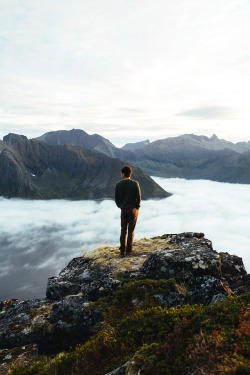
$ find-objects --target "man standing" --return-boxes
[115,165,141,257]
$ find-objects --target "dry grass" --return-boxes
[84,237,177,274]
[175,282,188,296]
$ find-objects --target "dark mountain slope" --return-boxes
[228,149,250,184]
[0,134,169,200]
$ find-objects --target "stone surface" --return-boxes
[0,296,102,354]
[105,361,131,375]
[46,232,249,308]
[46,257,122,301]
[140,233,248,305]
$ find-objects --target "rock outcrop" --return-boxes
[0,296,101,355]
[46,232,249,306]
[0,233,249,368]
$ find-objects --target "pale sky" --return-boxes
[1,0,250,146]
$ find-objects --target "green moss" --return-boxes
[6,291,250,375]
[128,293,250,375]
[95,278,176,325]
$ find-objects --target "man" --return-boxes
[115,165,141,257]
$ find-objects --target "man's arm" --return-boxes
[136,182,141,209]
[115,184,120,208]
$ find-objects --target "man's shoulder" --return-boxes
[130,179,140,186]
[116,179,139,187]
[116,180,123,187]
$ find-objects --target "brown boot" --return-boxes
[119,247,125,258]
[126,248,133,256]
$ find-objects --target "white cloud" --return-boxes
[177,106,235,120]
[0,177,249,300]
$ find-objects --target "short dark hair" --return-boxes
[121,165,132,177]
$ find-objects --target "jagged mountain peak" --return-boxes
[3,133,28,145]
[210,133,218,140]
[36,128,115,146]
[35,128,118,158]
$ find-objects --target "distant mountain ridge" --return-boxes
[121,139,150,151]
[35,129,250,184]
[0,133,169,200]
[36,130,250,156]
[126,134,250,183]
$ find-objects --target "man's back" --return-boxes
[115,179,141,209]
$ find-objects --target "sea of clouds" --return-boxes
[0,177,249,300]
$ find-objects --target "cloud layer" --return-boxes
[0,177,249,300]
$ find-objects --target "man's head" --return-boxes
[121,165,132,179]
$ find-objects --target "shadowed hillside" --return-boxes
[0,133,170,200]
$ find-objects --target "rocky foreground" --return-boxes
[0,232,249,374]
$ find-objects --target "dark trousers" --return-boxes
[120,208,139,254]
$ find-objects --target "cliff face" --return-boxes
[0,134,169,200]
[0,233,249,373]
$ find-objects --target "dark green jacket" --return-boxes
[115,179,141,209]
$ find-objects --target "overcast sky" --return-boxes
[1,0,250,145]
[0,177,249,300]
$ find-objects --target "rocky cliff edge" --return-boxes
[0,232,249,373]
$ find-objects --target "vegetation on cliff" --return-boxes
[6,292,250,375]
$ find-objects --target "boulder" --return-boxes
[141,233,248,305]
[105,361,131,375]
[0,296,102,354]
[46,257,122,301]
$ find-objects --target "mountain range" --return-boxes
[35,129,250,184]
[0,133,168,200]
[1,128,250,200]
